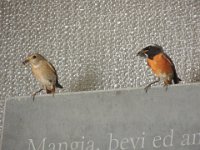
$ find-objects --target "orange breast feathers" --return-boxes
[147,53,173,76]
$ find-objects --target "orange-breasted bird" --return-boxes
[137,44,181,92]
[23,53,63,101]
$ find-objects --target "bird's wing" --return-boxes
[44,60,57,74]
[162,53,181,83]
[162,53,175,69]
[46,61,63,86]
[42,60,59,80]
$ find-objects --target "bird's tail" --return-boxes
[56,80,63,88]
[173,71,181,84]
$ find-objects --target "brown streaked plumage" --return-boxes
[23,53,63,101]
[137,44,181,92]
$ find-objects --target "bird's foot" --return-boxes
[31,92,37,101]
[163,84,168,91]
[144,85,151,93]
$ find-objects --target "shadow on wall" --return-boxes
[69,65,100,92]
[191,67,200,83]
[190,52,200,83]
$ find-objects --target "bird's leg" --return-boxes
[163,80,171,91]
[32,89,43,101]
[144,78,160,93]
[163,84,168,91]
[51,85,55,97]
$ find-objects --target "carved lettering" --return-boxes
[28,138,46,150]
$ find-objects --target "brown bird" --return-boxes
[137,44,181,92]
[23,53,63,101]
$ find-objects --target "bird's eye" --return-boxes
[32,55,36,59]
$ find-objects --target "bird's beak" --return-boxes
[137,49,147,58]
[22,58,29,65]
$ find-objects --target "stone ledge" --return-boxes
[2,83,200,150]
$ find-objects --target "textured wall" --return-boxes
[0,0,200,139]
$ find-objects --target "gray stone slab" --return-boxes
[2,83,200,150]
